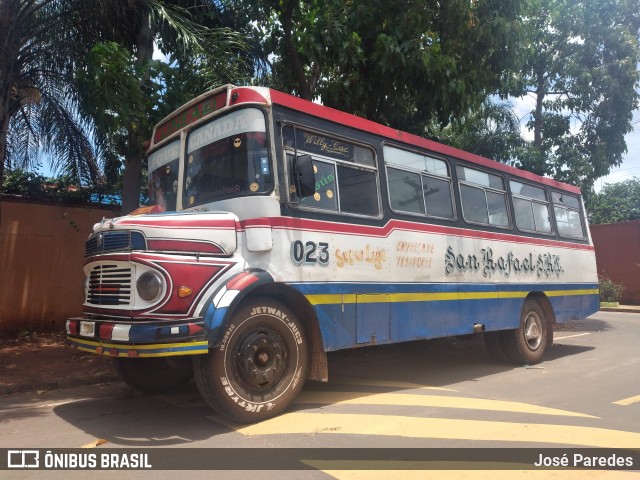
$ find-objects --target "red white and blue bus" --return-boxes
[66,85,599,422]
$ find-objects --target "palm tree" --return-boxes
[0,0,102,226]
[435,100,525,165]
[75,0,250,213]
[1,0,250,223]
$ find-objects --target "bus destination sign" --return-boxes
[153,91,228,144]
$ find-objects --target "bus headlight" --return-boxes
[136,272,163,301]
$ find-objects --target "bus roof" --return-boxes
[153,85,582,195]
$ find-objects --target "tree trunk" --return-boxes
[120,140,145,214]
[533,66,545,149]
[281,0,313,100]
[0,115,7,230]
[120,8,154,214]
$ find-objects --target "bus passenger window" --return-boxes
[460,184,489,224]
[552,192,585,239]
[387,168,425,214]
[510,180,553,234]
[384,146,454,219]
[457,165,509,228]
[338,165,378,216]
[423,175,454,219]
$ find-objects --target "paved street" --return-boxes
[1,310,639,479]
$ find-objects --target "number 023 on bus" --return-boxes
[66,85,598,423]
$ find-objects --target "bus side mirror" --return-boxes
[293,154,316,198]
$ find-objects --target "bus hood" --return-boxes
[92,211,238,256]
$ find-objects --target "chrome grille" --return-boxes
[85,231,146,256]
[86,264,133,306]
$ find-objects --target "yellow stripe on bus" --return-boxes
[68,337,209,350]
[306,289,598,305]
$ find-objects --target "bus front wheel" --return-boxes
[501,299,548,365]
[194,298,308,423]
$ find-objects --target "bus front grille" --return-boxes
[86,264,133,306]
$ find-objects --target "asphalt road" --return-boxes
[1,310,639,479]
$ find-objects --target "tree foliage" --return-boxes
[0,0,251,218]
[74,0,250,213]
[3,0,639,219]
[236,0,523,134]
[507,0,640,192]
[587,177,640,224]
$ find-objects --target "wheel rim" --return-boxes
[232,325,289,395]
[523,311,543,350]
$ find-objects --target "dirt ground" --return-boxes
[0,332,118,395]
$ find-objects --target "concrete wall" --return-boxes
[0,197,120,334]
[590,220,640,305]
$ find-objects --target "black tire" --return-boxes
[115,356,193,395]
[500,299,548,365]
[194,298,308,423]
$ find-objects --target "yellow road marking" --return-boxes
[313,467,640,480]
[80,438,108,448]
[328,379,455,392]
[221,412,640,448]
[296,391,596,418]
[613,395,640,406]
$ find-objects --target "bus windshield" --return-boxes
[183,108,272,208]
[148,140,180,212]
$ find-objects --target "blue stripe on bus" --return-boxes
[286,282,599,351]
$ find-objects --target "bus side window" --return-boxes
[285,125,379,217]
[337,165,378,216]
[384,146,454,220]
[552,191,586,239]
[457,165,510,228]
[510,180,553,234]
[387,167,425,214]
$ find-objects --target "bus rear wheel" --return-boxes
[501,299,548,365]
[115,357,193,395]
[194,298,308,423]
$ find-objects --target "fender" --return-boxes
[201,269,275,347]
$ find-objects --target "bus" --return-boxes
[66,84,599,423]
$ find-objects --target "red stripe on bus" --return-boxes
[239,217,594,251]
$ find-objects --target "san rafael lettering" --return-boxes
[445,246,564,278]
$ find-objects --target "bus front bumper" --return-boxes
[65,317,210,358]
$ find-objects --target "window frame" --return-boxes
[383,144,456,221]
[457,164,512,230]
[282,123,382,219]
[509,180,555,236]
